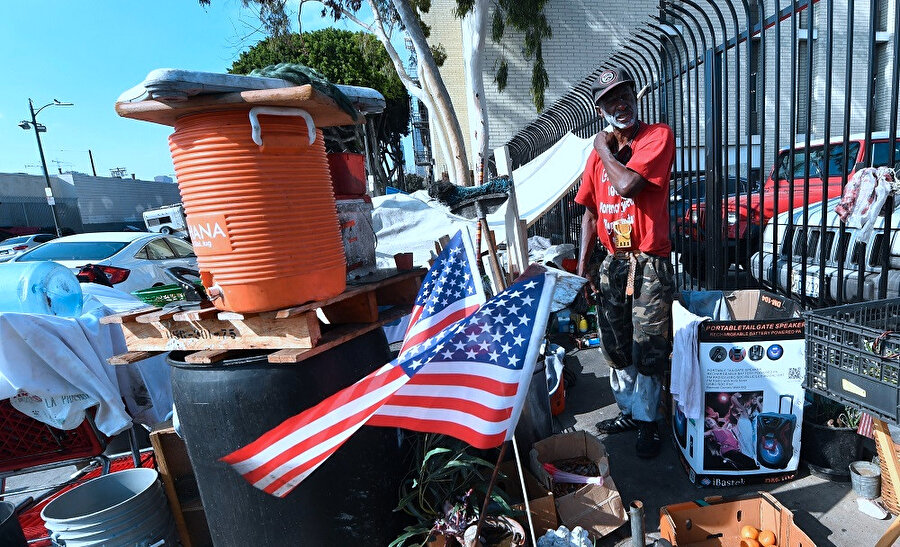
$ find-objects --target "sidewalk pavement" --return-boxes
[554,334,893,547]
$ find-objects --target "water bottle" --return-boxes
[0,262,83,317]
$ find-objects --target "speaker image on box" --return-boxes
[673,406,688,449]
[756,395,797,469]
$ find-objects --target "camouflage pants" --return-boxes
[595,253,674,377]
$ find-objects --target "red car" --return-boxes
[685,133,900,270]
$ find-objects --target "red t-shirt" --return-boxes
[575,123,675,257]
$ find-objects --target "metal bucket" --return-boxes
[850,460,882,499]
[41,468,177,547]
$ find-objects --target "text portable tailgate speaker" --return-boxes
[756,395,796,469]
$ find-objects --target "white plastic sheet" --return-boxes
[0,284,172,436]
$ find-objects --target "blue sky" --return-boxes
[0,0,407,181]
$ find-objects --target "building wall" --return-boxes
[0,172,181,233]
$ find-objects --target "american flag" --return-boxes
[857,411,875,439]
[222,230,556,497]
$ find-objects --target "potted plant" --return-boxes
[390,434,523,547]
[801,393,864,481]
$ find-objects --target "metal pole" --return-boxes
[29,98,61,237]
[630,500,646,547]
[88,149,97,177]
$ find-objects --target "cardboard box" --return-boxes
[497,460,558,535]
[659,491,816,546]
[672,290,805,487]
[529,431,627,539]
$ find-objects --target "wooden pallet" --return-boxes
[103,268,424,365]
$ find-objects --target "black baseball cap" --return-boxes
[591,67,636,105]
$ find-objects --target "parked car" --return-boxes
[688,133,900,269]
[671,175,753,233]
[11,232,198,294]
[0,233,56,262]
[749,196,900,303]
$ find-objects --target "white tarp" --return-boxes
[487,132,594,241]
[0,284,173,436]
[371,191,476,268]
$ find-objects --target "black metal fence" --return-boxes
[512,0,900,309]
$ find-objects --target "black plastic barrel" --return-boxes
[0,501,27,547]
[169,329,410,546]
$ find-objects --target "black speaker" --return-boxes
[756,395,796,469]
[673,406,688,449]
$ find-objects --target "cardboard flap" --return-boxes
[529,432,627,539]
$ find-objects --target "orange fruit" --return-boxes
[741,525,759,540]
[758,529,777,546]
[741,539,760,547]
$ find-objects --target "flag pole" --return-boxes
[511,435,538,547]
[472,442,508,546]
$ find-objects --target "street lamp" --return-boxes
[19,98,73,236]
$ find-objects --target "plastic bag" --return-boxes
[835,167,896,241]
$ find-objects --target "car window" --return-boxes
[142,239,177,260]
[871,141,900,168]
[774,142,860,180]
[17,241,128,261]
[33,234,55,243]
[3,236,31,245]
[165,237,196,258]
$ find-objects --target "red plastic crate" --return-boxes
[0,399,104,474]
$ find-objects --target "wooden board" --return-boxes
[118,310,321,352]
[115,85,361,128]
[268,305,411,364]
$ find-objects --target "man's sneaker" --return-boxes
[597,413,639,434]
[635,421,661,459]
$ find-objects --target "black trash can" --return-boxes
[169,329,410,546]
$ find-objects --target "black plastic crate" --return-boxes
[803,298,900,425]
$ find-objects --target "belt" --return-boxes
[610,250,640,296]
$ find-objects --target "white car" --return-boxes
[11,232,198,294]
[0,233,57,262]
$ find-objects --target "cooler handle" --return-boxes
[778,394,794,414]
[249,106,316,147]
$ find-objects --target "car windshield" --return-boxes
[673,177,746,199]
[773,141,860,180]
[2,236,32,245]
[17,241,130,261]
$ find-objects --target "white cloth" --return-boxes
[735,415,756,457]
[0,284,172,436]
[609,365,662,422]
[671,301,708,420]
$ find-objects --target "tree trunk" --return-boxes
[392,0,473,186]
[461,0,489,184]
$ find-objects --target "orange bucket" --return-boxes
[169,108,346,313]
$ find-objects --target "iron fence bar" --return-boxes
[649,16,692,211]
[662,5,705,289]
[681,0,730,286]
[754,0,767,288]
[784,0,798,301]
[628,38,667,122]
[718,0,742,290]
[668,3,708,290]
[799,0,815,303]
[882,0,900,298]
[818,0,834,307]
[836,0,853,303]
[622,43,662,122]
[859,0,878,301]
[769,0,782,290]
[638,28,679,126]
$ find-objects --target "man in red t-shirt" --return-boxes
[575,66,676,459]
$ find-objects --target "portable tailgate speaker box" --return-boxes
[672,290,806,487]
[756,395,797,470]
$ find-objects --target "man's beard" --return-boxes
[603,110,636,129]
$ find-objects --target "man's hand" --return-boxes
[593,130,617,156]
